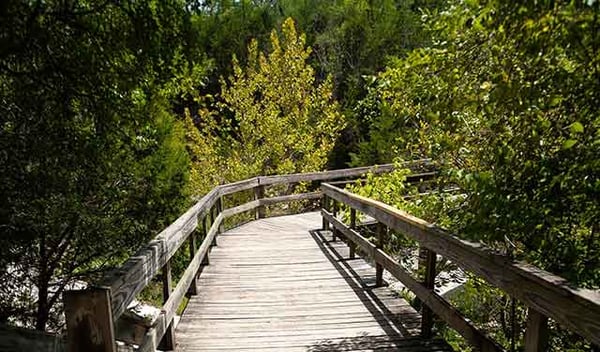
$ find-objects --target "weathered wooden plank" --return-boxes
[222,200,260,218]
[324,210,503,352]
[524,309,549,352]
[137,213,223,352]
[217,177,260,196]
[376,222,386,287]
[349,208,357,259]
[258,164,394,186]
[0,324,65,352]
[321,211,376,258]
[177,212,450,352]
[257,159,433,186]
[158,260,175,351]
[322,183,600,346]
[101,188,219,320]
[254,185,265,219]
[64,287,116,352]
[259,191,322,206]
[421,249,437,338]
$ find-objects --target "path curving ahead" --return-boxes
[176,212,451,351]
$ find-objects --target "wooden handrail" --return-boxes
[320,183,600,350]
[63,161,431,352]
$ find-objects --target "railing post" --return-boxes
[210,203,218,247]
[421,248,437,338]
[524,309,549,352]
[376,222,387,287]
[322,195,329,231]
[64,287,116,352]
[217,196,224,233]
[254,184,265,219]
[332,200,338,241]
[187,229,198,296]
[158,260,175,351]
[201,216,210,266]
[349,208,356,259]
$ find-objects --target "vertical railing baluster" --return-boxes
[524,309,549,352]
[375,222,387,287]
[201,216,210,266]
[322,194,330,231]
[210,202,217,247]
[349,208,356,259]
[332,200,338,241]
[254,184,265,219]
[158,260,175,350]
[217,196,224,233]
[187,227,198,296]
[421,248,437,338]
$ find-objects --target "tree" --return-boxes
[186,18,344,192]
[0,0,204,331]
[350,0,599,349]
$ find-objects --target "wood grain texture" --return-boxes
[137,214,223,352]
[176,212,451,352]
[64,288,116,352]
[322,183,600,346]
[257,159,432,186]
[524,309,549,352]
[322,210,503,352]
[218,178,259,197]
[101,188,220,320]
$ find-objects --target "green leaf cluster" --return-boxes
[186,18,345,193]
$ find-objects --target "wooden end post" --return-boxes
[187,231,198,296]
[254,185,265,219]
[64,287,116,352]
[421,248,437,338]
[332,200,338,242]
[158,260,175,351]
[349,208,356,259]
[322,195,330,231]
[524,309,549,352]
[375,222,387,287]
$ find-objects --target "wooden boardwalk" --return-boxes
[176,212,451,351]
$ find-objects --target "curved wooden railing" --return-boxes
[62,161,433,352]
[321,183,600,352]
[58,160,600,352]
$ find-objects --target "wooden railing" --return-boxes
[62,161,432,352]
[320,183,600,352]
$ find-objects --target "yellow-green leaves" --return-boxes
[187,18,345,192]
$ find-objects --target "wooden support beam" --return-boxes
[201,216,209,266]
[321,183,600,345]
[158,261,175,351]
[322,195,329,231]
[64,287,116,352]
[216,196,224,233]
[332,200,338,242]
[254,185,265,219]
[421,249,437,338]
[210,204,217,247]
[349,208,357,259]
[524,309,549,352]
[376,222,386,287]
[187,232,198,296]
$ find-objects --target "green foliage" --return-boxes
[353,0,600,288]
[0,0,206,330]
[186,18,345,193]
[349,1,599,349]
